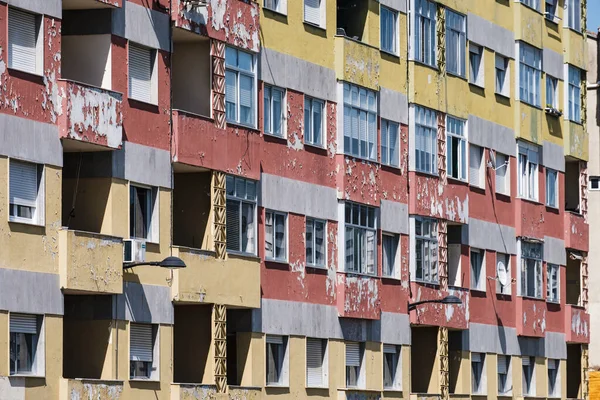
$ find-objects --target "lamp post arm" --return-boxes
[408,299,446,311]
[123,261,161,270]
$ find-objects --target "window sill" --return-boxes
[306,263,328,271]
[518,3,542,14]
[305,141,327,152]
[129,378,160,383]
[380,49,400,59]
[129,236,159,246]
[383,388,403,393]
[447,176,468,185]
[128,96,158,107]
[381,162,401,171]
[517,197,541,206]
[547,299,560,304]
[447,70,467,81]
[307,384,329,390]
[342,270,378,279]
[468,81,485,90]
[226,120,259,132]
[495,190,511,198]
[381,275,401,282]
[495,91,510,100]
[545,203,559,210]
[414,169,439,178]
[8,217,44,228]
[227,251,260,261]
[470,288,486,294]
[518,100,543,110]
[9,374,45,379]
[469,183,485,191]
[566,118,583,126]
[344,154,378,164]
[264,132,286,141]
[265,257,289,265]
[412,279,440,287]
[520,295,545,301]
[303,21,326,31]
[263,7,287,17]
[265,383,290,388]
[544,15,560,25]
[8,67,43,80]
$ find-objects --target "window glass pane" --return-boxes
[241,202,255,254]
[239,75,254,125]
[315,220,325,266]
[273,88,283,135]
[306,219,314,264]
[275,213,286,260]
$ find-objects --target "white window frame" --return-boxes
[519,241,543,299]
[498,355,512,395]
[129,184,159,243]
[546,168,558,208]
[345,203,377,275]
[547,263,560,303]
[496,253,512,295]
[128,43,158,105]
[343,83,377,161]
[129,323,159,381]
[265,210,288,262]
[9,313,44,377]
[9,159,45,226]
[306,338,328,388]
[471,352,487,395]
[380,6,398,55]
[264,85,285,137]
[522,356,536,396]
[225,46,257,128]
[266,335,289,387]
[345,342,365,389]
[415,105,438,175]
[566,0,581,31]
[381,119,400,167]
[446,116,467,181]
[414,217,438,283]
[8,7,43,76]
[411,0,437,67]
[518,42,542,107]
[469,43,484,87]
[567,65,582,123]
[304,0,326,29]
[495,54,510,97]
[305,96,326,148]
[589,176,600,190]
[264,0,287,15]
[517,142,540,201]
[383,344,402,390]
[470,248,485,291]
[446,10,466,77]
[306,218,327,268]
[548,359,560,398]
[546,75,558,109]
[226,175,258,255]
[545,0,558,20]
[383,233,400,279]
[469,144,485,188]
[495,152,510,196]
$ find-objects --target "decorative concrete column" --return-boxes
[212,171,227,260]
[439,327,449,400]
[436,6,446,76]
[214,303,227,393]
[211,40,226,130]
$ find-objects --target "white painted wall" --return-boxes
[62,34,112,90]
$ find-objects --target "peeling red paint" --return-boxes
[409,283,469,329]
[565,304,590,343]
[517,297,547,337]
[408,173,469,223]
[564,211,589,252]
[337,273,381,319]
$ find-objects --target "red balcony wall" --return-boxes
[408,173,469,223]
[516,297,547,337]
[565,305,590,344]
[409,283,469,329]
[337,274,381,320]
[564,212,589,252]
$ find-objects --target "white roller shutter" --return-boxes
[266,335,284,345]
[129,44,153,103]
[383,344,397,354]
[306,338,324,386]
[469,145,482,186]
[346,342,361,367]
[9,8,37,74]
[10,160,38,207]
[304,0,321,25]
[522,356,531,366]
[498,355,508,374]
[10,313,38,334]
[548,359,558,370]
[130,324,153,362]
[496,153,508,193]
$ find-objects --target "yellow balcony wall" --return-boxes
[59,229,123,294]
[564,28,587,70]
[335,36,380,91]
[171,247,260,308]
[564,120,588,160]
[64,379,124,399]
[515,101,544,145]
[514,4,543,48]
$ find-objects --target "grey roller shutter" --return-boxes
[10,160,38,207]
[304,0,320,25]
[471,352,482,363]
[522,356,531,366]
[383,344,397,354]
[9,8,37,74]
[346,342,360,367]
[10,313,38,334]
[469,145,482,186]
[266,335,284,345]
[130,324,153,362]
[129,44,153,103]
[498,355,508,374]
[307,338,323,386]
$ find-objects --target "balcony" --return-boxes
[564,212,588,252]
[64,379,124,399]
[59,229,123,294]
[58,80,123,151]
[565,304,590,344]
[334,36,380,91]
[62,0,122,9]
[170,384,261,400]
[171,247,261,308]
[336,273,381,319]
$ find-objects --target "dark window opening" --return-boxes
[336,0,369,41]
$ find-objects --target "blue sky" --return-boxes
[589,2,600,32]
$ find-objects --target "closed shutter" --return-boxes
[130,324,153,362]
[10,313,37,334]
[346,342,361,367]
[10,160,38,207]
[239,74,253,111]
[548,359,558,370]
[496,153,507,193]
[307,338,324,386]
[226,199,240,251]
[266,335,284,345]
[498,355,508,374]
[469,145,482,186]
[383,344,397,354]
[304,0,320,25]
[9,8,37,74]
[129,44,153,103]
[472,352,482,363]
[522,356,531,366]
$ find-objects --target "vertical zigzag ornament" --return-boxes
[580,161,588,223]
[214,304,227,393]
[212,171,227,260]
[583,344,590,400]
[437,112,447,185]
[211,40,226,130]
[439,326,449,400]
[436,5,446,76]
[438,220,448,291]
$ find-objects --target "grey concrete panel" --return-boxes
[116,281,173,324]
[380,200,409,235]
[544,236,567,265]
[380,312,411,345]
[259,173,338,221]
[545,331,567,359]
[340,318,381,342]
[467,13,515,58]
[518,336,546,357]
[468,115,516,157]
[8,0,61,19]
[259,48,337,102]
[112,1,170,51]
[543,48,565,80]
[380,87,409,125]
[466,218,517,254]
[465,323,520,355]
[379,0,407,14]
[113,141,172,188]
[0,268,63,315]
[0,114,62,167]
[542,140,565,172]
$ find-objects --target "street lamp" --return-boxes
[123,256,186,270]
[408,295,462,311]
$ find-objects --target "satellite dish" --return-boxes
[489,149,497,169]
[497,259,508,286]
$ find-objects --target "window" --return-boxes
[306,338,327,388]
[519,43,542,107]
[264,85,284,136]
[381,119,400,167]
[345,203,377,274]
[415,106,438,174]
[266,335,288,386]
[495,54,510,96]
[495,153,510,195]
[520,241,542,298]
[469,144,484,188]
[520,0,540,10]
[226,47,256,127]
[446,116,466,180]
[130,323,157,380]
[547,263,559,303]
[265,210,287,262]
[413,0,436,66]
[130,185,157,242]
[304,0,324,27]
[546,76,558,109]
[343,83,377,160]
[9,160,44,225]
[545,0,557,19]
[590,177,600,190]
[566,0,581,31]
[383,345,401,389]
[446,10,466,77]
[548,359,560,397]
[345,342,364,388]
[8,8,42,75]
[306,218,326,268]
[471,353,486,394]
[498,355,512,395]
[568,66,582,123]
[383,234,399,278]
[496,253,511,295]
[226,176,257,254]
[305,96,325,147]
[518,142,539,201]
[415,217,438,283]
[10,313,41,375]
[546,169,558,208]
[380,6,398,54]
[264,0,285,14]
[522,356,535,396]
[129,43,157,104]
[470,249,485,291]
[469,43,484,87]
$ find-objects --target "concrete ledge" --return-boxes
[543,48,565,80]
[542,140,565,172]
[380,87,409,125]
[116,281,173,324]
[543,236,566,265]
[468,115,516,157]
[8,0,61,19]
[0,268,63,315]
[467,13,515,58]
[380,0,407,13]
[464,323,520,355]
[466,218,517,254]
[380,200,409,235]
[112,1,170,51]
[113,141,172,188]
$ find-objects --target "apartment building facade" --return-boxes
[0,0,590,399]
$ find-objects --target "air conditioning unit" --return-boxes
[124,239,146,263]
